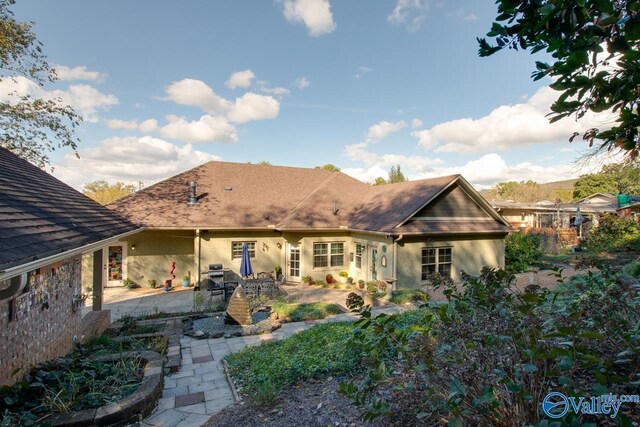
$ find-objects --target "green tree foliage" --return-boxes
[0,0,81,168]
[82,181,135,205]
[387,165,407,183]
[486,180,573,202]
[315,163,340,172]
[573,163,640,199]
[479,1,640,158]
[505,232,543,273]
[584,214,640,254]
[373,177,387,186]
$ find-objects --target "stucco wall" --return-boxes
[124,230,195,286]
[0,255,82,386]
[396,234,506,289]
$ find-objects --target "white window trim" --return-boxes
[313,242,345,269]
[231,241,256,260]
[421,246,452,280]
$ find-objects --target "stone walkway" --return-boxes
[141,306,403,427]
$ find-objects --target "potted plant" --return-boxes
[339,271,348,284]
[182,275,190,287]
[147,279,157,289]
[123,278,137,289]
[347,276,354,285]
[358,279,365,289]
[302,275,313,285]
[325,274,334,284]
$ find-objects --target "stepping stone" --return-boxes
[174,391,205,408]
[192,355,214,363]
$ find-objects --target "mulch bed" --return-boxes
[204,377,388,427]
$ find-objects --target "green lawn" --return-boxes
[272,301,343,322]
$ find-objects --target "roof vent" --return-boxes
[224,186,232,192]
[333,202,339,216]
[188,181,198,206]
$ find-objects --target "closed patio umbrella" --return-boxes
[574,207,583,238]
[239,243,253,278]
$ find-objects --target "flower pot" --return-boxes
[339,276,347,284]
[182,280,190,287]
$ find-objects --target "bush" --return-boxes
[584,214,640,254]
[341,267,640,425]
[302,275,313,284]
[346,292,364,310]
[505,232,543,273]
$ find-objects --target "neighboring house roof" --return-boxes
[0,147,139,272]
[110,161,511,235]
[575,193,615,205]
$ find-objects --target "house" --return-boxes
[0,147,139,386]
[93,161,512,291]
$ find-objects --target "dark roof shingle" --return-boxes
[0,147,139,271]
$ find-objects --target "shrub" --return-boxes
[366,281,377,293]
[584,214,640,255]
[302,275,313,284]
[341,267,640,425]
[314,280,325,286]
[346,292,364,310]
[271,301,342,322]
[505,232,543,273]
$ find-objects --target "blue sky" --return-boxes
[6,0,612,190]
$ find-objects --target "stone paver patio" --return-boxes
[140,306,403,427]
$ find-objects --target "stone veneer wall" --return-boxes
[0,255,83,386]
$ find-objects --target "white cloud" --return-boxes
[411,118,423,129]
[367,120,407,140]
[227,92,280,123]
[412,153,576,189]
[353,66,372,79]
[226,69,255,89]
[413,86,608,154]
[388,0,431,32]
[53,65,107,83]
[0,77,117,122]
[164,78,229,113]
[282,0,336,37]
[160,114,238,143]
[49,84,118,122]
[53,136,221,189]
[258,86,291,96]
[104,118,159,132]
[294,77,310,89]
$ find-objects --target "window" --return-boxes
[313,242,344,268]
[421,247,452,280]
[355,243,364,268]
[232,241,256,259]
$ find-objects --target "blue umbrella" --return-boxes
[239,243,253,278]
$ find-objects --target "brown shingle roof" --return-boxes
[0,148,139,271]
[111,161,510,235]
[109,162,339,229]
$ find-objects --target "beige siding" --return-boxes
[415,186,487,219]
[123,230,195,285]
[396,235,505,289]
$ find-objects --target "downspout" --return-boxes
[195,229,201,288]
[392,234,403,291]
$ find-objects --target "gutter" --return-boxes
[0,227,143,282]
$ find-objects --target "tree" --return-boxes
[315,163,340,172]
[573,163,640,199]
[373,177,387,186]
[1,0,81,168]
[479,1,640,158]
[258,161,272,165]
[388,165,407,183]
[83,181,135,205]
